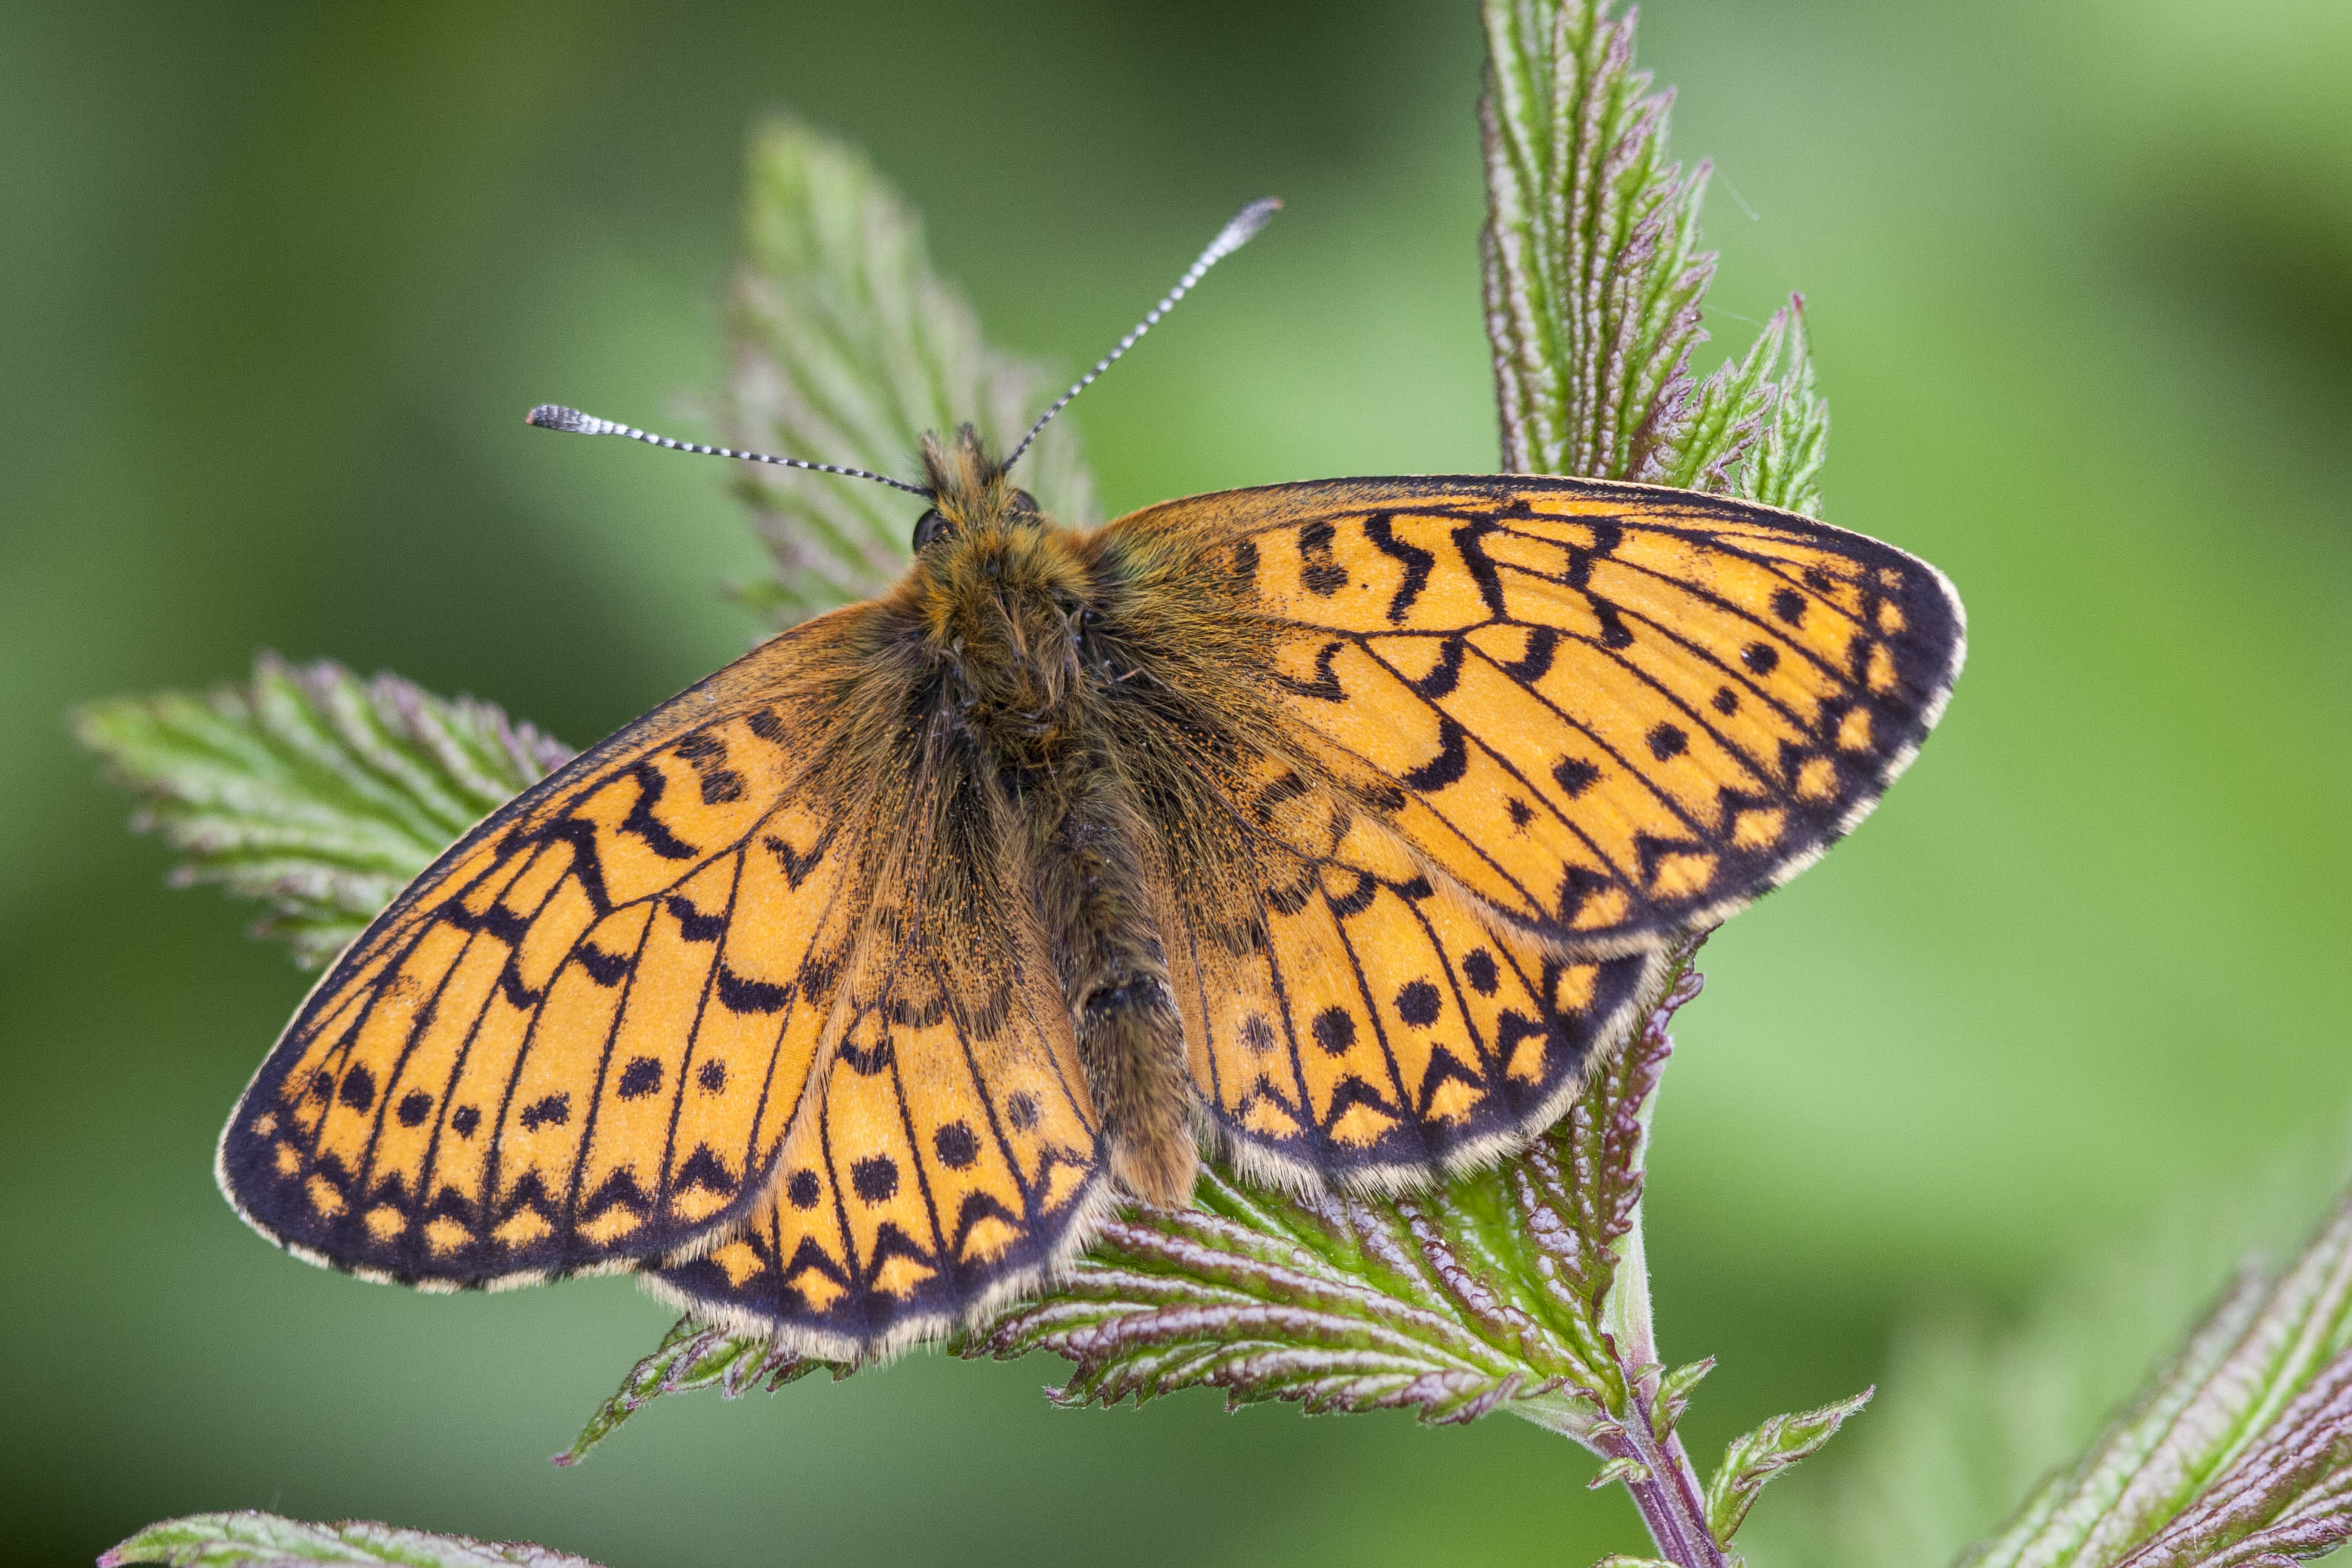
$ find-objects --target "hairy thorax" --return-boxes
[911,522,1096,774]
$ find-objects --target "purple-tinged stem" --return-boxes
[1602,1383,1726,1568]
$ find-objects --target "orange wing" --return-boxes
[649,750,1108,1357]
[1145,739,1667,1190]
[1106,475,1965,960]
[216,606,899,1288]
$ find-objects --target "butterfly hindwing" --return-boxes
[1104,475,1965,958]
[216,607,896,1286]
[650,750,1110,1354]
[1139,737,1664,1190]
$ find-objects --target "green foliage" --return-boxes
[1478,0,1821,510]
[103,4,2351,1568]
[73,653,570,968]
[555,1314,835,1469]
[1661,296,1828,516]
[972,963,1699,1432]
[1704,1389,1875,1546]
[1480,0,1715,483]
[1960,1192,2352,1568]
[1733,301,1829,517]
[102,1512,603,1568]
[726,117,1096,622]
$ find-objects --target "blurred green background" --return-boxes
[6,1,2351,1564]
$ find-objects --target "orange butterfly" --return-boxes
[217,203,1963,1358]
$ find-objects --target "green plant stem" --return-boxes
[1601,1080,1723,1566]
[1522,1381,1724,1567]
[1610,1394,1728,1568]
[1570,963,1725,1568]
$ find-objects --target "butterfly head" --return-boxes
[910,424,1047,550]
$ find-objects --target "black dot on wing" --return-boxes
[1553,757,1601,797]
[1396,980,1442,1027]
[1713,685,1739,715]
[1005,1091,1039,1131]
[1772,588,1807,625]
[934,1121,981,1170]
[1742,642,1779,674]
[519,1093,570,1131]
[697,1058,728,1095]
[1506,797,1534,829]
[1647,723,1688,761]
[1463,949,1499,995]
[786,1169,821,1209]
[1311,1007,1357,1054]
[1803,566,1835,590]
[1240,1013,1277,1053]
[338,1065,375,1112]
[850,1155,899,1202]
[616,1056,663,1100]
[309,1070,334,1103]
[451,1105,481,1139]
[396,1090,432,1127]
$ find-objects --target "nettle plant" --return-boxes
[82,3,2352,1566]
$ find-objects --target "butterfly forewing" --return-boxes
[651,751,1109,1354]
[1107,476,1964,959]
[217,609,895,1285]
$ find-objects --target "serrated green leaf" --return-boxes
[101,1512,602,1568]
[1965,1192,2352,1568]
[1736,297,1828,517]
[970,961,1703,1434]
[727,116,1096,622]
[1655,1357,1717,1440]
[1480,0,1715,482]
[1595,1456,1657,1490]
[1660,294,1826,516]
[1704,1387,1874,1546]
[75,653,570,967]
[2114,1344,2352,1567]
[1658,301,1780,496]
[558,1314,839,1466]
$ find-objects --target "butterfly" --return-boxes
[216,201,1963,1359]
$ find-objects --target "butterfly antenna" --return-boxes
[523,405,932,496]
[1003,196,1281,472]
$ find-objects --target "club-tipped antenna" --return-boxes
[1004,197,1280,472]
[523,404,932,496]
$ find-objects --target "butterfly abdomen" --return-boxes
[1032,764,1195,1205]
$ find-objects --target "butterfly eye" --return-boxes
[912,508,954,550]
[1009,489,1042,518]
